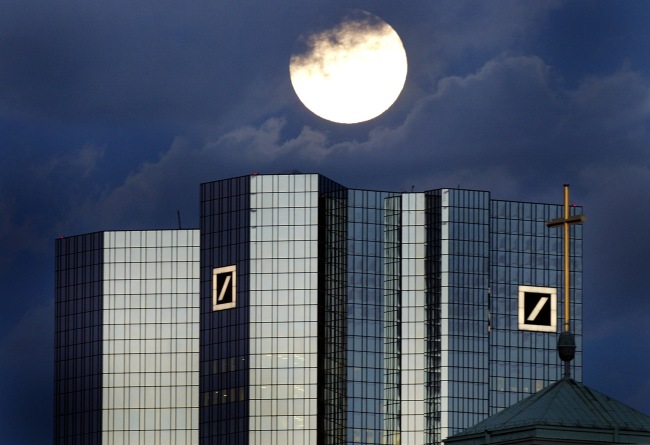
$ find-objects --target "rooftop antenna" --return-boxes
[177,210,182,230]
[546,184,586,378]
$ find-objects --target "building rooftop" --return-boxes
[446,377,650,444]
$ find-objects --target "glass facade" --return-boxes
[55,232,104,445]
[198,174,582,445]
[488,199,582,415]
[57,173,583,445]
[199,175,251,444]
[320,184,348,445]
[383,196,402,445]
[428,190,491,441]
[247,174,320,444]
[400,194,428,445]
[343,189,400,445]
[55,230,200,445]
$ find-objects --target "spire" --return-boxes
[546,184,586,378]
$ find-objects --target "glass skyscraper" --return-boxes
[199,173,582,445]
[55,173,582,445]
[54,230,200,444]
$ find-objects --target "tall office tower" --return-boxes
[54,230,200,445]
[199,173,582,445]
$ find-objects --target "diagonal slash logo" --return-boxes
[213,265,236,311]
[527,296,549,322]
[518,285,557,332]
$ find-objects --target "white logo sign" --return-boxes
[213,265,236,311]
[518,285,557,332]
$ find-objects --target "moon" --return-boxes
[289,11,408,124]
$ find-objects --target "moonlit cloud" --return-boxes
[82,54,650,223]
[290,10,407,123]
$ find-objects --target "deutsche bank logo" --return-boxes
[518,285,557,332]
[213,265,236,311]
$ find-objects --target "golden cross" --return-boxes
[546,184,586,333]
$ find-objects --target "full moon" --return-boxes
[289,11,408,124]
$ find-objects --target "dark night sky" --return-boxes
[2,1,650,443]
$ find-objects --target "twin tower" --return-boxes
[55,173,582,445]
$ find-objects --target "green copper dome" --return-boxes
[446,378,650,445]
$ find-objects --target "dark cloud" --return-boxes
[0,296,53,444]
[0,1,313,128]
[291,9,394,63]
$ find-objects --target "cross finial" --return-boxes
[546,185,586,375]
